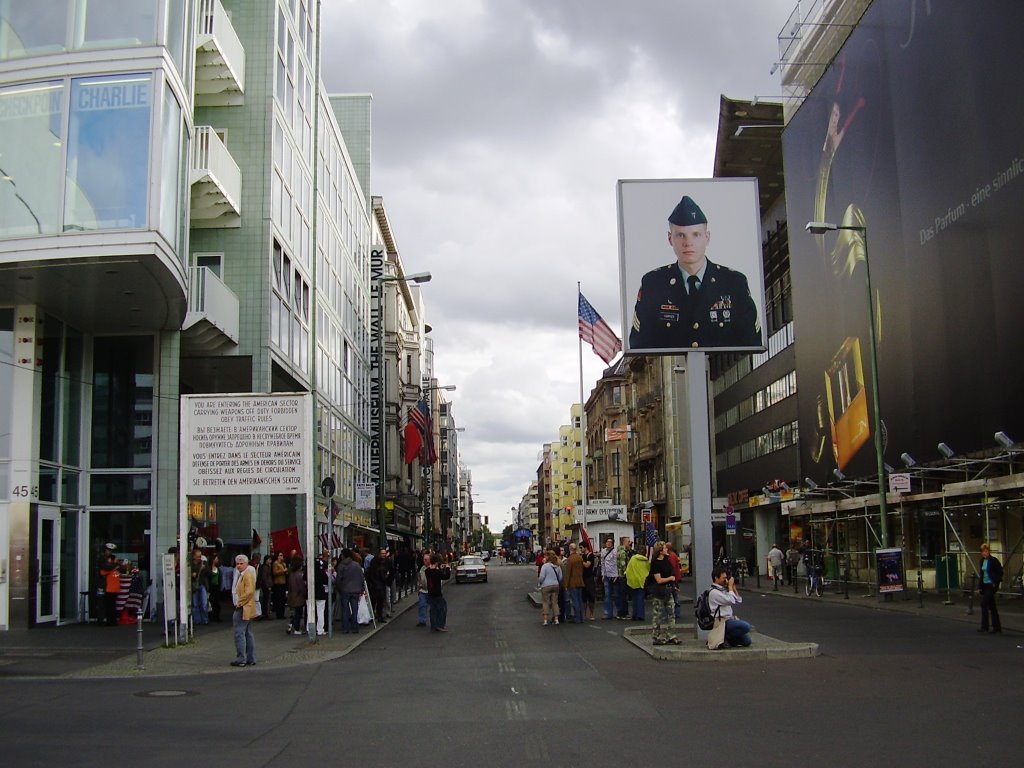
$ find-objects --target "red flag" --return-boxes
[580,525,593,552]
[270,526,302,558]
[403,419,422,464]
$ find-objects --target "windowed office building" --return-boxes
[0,0,375,630]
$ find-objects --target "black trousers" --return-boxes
[103,592,119,625]
[980,584,1001,631]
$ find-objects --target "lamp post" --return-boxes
[373,268,431,552]
[805,222,888,547]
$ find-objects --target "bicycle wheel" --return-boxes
[805,577,811,596]
[814,577,822,597]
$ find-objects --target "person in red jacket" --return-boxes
[98,545,121,626]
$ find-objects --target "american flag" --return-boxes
[645,520,658,558]
[413,400,438,465]
[578,292,622,364]
[410,399,429,433]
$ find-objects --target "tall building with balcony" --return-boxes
[550,404,583,540]
[584,362,629,508]
[537,442,553,546]
[0,1,376,630]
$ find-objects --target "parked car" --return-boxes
[455,555,488,583]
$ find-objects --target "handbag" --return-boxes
[706,616,727,650]
[356,593,372,624]
[254,596,263,618]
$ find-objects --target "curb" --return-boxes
[59,596,419,680]
[622,624,819,662]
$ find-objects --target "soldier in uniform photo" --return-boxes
[629,195,761,350]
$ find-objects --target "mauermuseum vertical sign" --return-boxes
[182,394,311,495]
[369,248,385,512]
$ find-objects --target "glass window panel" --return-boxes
[90,473,152,505]
[0,0,70,59]
[61,470,79,504]
[0,309,12,459]
[270,296,280,346]
[272,172,282,226]
[64,74,153,231]
[58,324,83,466]
[38,465,58,502]
[38,316,63,462]
[164,0,187,72]
[276,54,286,102]
[80,0,157,48]
[0,81,65,237]
[273,240,283,289]
[159,83,182,250]
[91,336,154,469]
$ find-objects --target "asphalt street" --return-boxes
[0,563,1021,767]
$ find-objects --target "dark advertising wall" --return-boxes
[784,1,1024,483]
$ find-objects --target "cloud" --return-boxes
[321,0,793,531]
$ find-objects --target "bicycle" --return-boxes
[805,566,823,597]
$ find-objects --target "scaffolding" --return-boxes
[791,457,1024,600]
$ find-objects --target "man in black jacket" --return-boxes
[977,544,1003,634]
[424,557,451,632]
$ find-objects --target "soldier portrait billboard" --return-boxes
[617,178,766,355]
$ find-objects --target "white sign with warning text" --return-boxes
[181,393,310,496]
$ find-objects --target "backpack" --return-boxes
[694,589,719,630]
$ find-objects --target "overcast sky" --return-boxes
[321,0,795,533]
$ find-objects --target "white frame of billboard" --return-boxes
[177,392,315,641]
[617,177,767,354]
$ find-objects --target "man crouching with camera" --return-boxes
[708,567,752,648]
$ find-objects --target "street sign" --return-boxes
[355,483,374,510]
[889,472,911,495]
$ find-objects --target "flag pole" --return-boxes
[578,282,588,546]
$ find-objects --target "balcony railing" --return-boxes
[195,0,245,106]
[182,266,239,353]
[190,126,241,228]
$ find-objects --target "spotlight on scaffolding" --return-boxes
[901,452,916,468]
[937,442,955,459]
[832,468,846,481]
[804,477,819,490]
[883,463,896,474]
[994,431,1015,450]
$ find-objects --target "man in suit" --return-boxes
[629,195,761,350]
[977,544,1003,634]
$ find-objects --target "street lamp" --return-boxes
[373,269,432,551]
[805,221,888,547]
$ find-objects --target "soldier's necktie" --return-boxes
[687,275,700,298]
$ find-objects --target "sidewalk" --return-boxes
[756,575,1024,632]
[0,595,418,680]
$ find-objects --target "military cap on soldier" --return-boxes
[668,195,707,226]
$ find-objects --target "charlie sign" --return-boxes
[181,394,311,496]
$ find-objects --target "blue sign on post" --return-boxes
[725,505,737,536]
